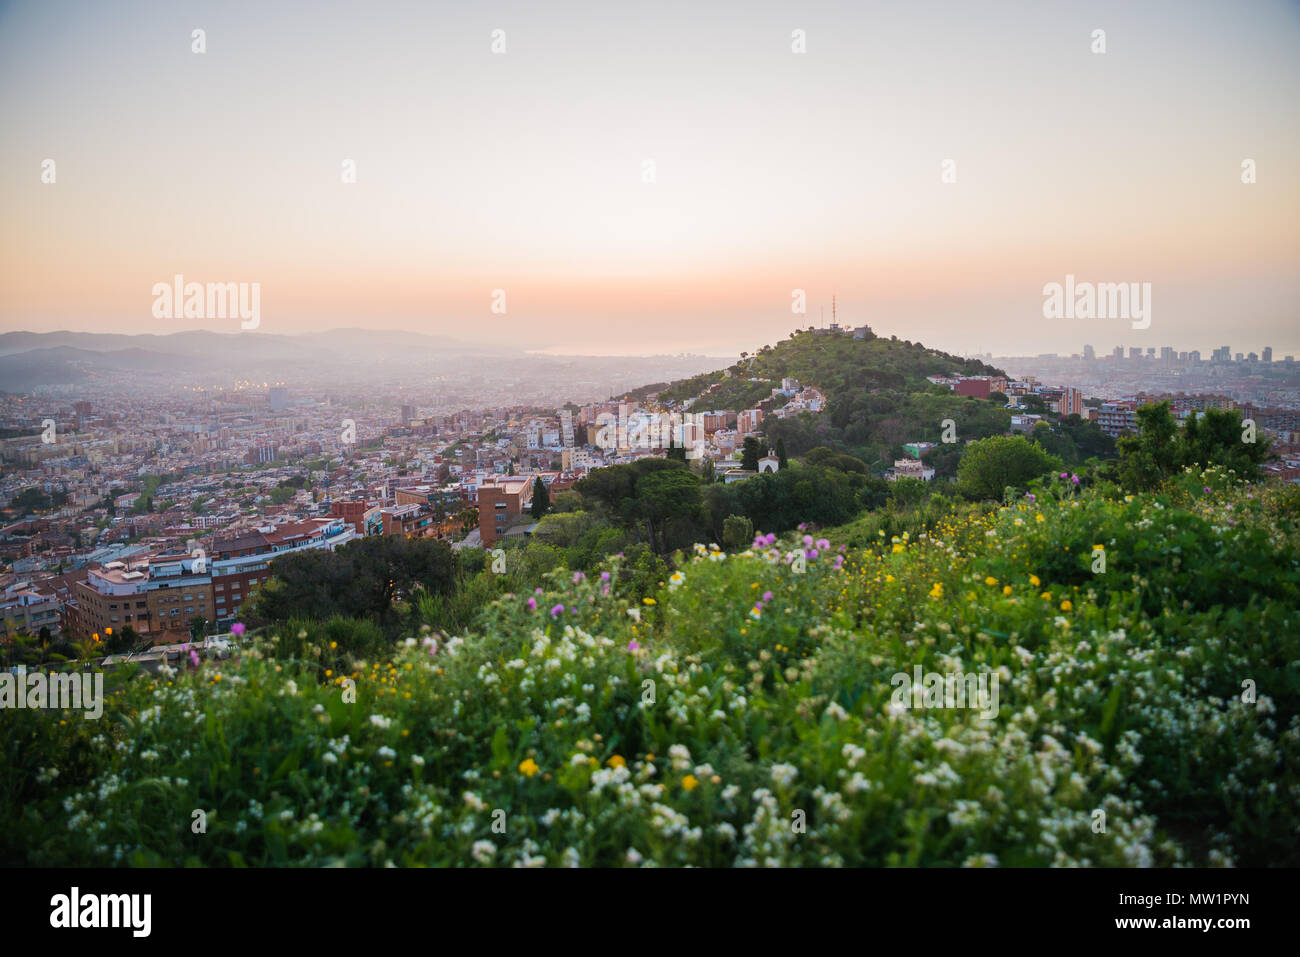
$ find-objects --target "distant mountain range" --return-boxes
[0,329,518,390]
[0,329,728,394]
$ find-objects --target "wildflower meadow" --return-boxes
[4,468,1297,867]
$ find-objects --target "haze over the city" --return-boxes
[1,0,1298,357]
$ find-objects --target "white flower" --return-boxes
[369,714,392,729]
[626,847,643,864]
[472,840,496,864]
[770,763,799,787]
[668,744,692,770]
[824,702,848,721]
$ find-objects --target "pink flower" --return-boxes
[1071,475,1080,485]
[189,649,200,667]
[816,538,830,550]
[600,571,611,582]
[550,604,564,617]
[230,622,246,637]
[572,571,586,583]
[526,596,537,611]
[762,591,773,601]
[628,641,639,651]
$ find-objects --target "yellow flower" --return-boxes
[518,758,540,778]
[1002,586,1012,596]
[329,641,337,649]
[892,544,904,553]
[1041,592,1052,600]
[1029,574,1041,587]
[682,774,699,792]
[885,574,895,583]
[929,583,943,598]
[984,576,998,586]
[607,755,626,769]
[642,597,656,606]
[1092,544,1104,551]
[1060,600,1073,612]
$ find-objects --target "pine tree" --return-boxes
[530,476,550,519]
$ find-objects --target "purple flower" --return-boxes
[1025,493,1036,502]
[572,571,586,584]
[535,588,543,595]
[762,591,773,601]
[816,538,830,550]
[1060,472,1069,480]
[230,622,246,637]
[628,641,639,651]
[1072,475,1079,485]
[526,596,537,611]
[808,548,819,559]
[764,533,776,546]
[600,571,611,582]
[803,534,814,547]
[1204,487,1212,493]
[189,649,200,667]
[550,604,564,617]
[798,523,807,531]
[754,601,764,612]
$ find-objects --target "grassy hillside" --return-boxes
[5,467,1297,866]
[658,329,1003,407]
[655,329,1022,469]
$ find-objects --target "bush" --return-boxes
[721,514,754,550]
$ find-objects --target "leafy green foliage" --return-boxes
[8,478,1295,866]
[957,436,1061,501]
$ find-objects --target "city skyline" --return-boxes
[1,0,1297,357]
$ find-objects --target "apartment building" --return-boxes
[1095,402,1139,437]
[1,583,63,640]
[737,408,764,437]
[209,517,356,626]
[477,476,534,546]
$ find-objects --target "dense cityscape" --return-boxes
[5,324,1298,657]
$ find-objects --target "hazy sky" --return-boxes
[1,0,1297,357]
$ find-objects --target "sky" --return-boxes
[1,0,1297,358]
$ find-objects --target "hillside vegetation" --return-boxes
[6,468,1297,867]
[656,330,1026,469]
